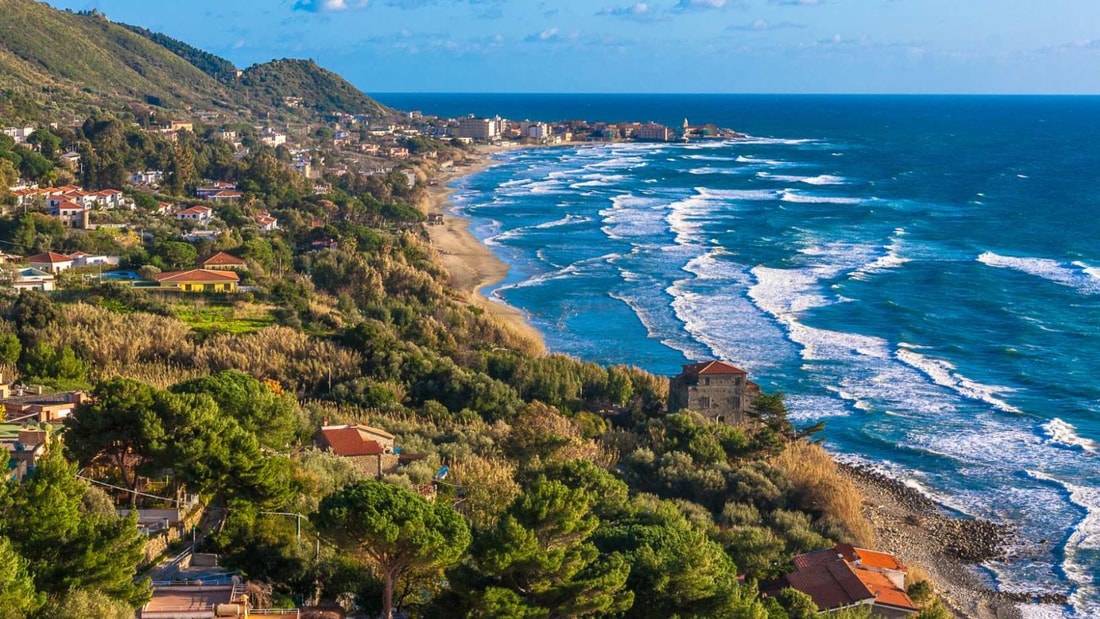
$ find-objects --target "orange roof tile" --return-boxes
[320,427,384,457]
[201,252,247,267]
[853,568,917,611]
[154,269,240,283]
[681,360,748,376]
[26,251,72,264]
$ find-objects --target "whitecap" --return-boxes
[978,252,1100,295]
[895,344,1022,414]
[780,189,863,205]
[1044,418,1099,453]
[1025,470,1100,611]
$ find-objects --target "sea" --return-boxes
[375,93,1100,617]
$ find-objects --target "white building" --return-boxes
[456,117,499,141]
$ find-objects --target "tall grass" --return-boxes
[772,441,875,548]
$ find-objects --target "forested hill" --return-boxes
[238,59,390,117]
[119,23,239,82]
[0,0,390,120]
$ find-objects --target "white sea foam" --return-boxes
[530,214,591,230]
[496,253,619,292]
[1026,470,1100,610]
[978,252,1100,295]
[600,193,669,240]
[758,172,849,185]
[779,189,863,205]
[895,344,1022,413]
[688,167,743,175]
[852,231,909,280]
[735,155,787,165]
[686,154,737,162]
[736,136,817,145]
[1044,418,1100,453]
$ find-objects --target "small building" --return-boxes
[11,267,55,292]
[154,269,240,293]
[1,425,49,480]
[25,251,74,274]
[256,211,278,232]
[776,544,918,617]
[175,205,214,223]
[196,182,237,200]
[200,252,248,271]
[314,424,404,479]
[3,390,89,424]
[49,201,89,228]
[668,360,760,425]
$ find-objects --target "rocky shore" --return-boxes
[840,463,1068,618]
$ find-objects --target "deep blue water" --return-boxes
[377,94,1100,616]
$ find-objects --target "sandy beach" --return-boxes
[424,145,546,354]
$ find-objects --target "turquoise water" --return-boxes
[379,94,1100,616]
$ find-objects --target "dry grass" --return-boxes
[772,441,876,547]
[40,302,194,369]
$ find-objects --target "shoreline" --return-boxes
[840,463,1068,619]
[422,140,1056,619]
[424,144,547,354]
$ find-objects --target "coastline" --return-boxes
[424,144,546,354]
[422,140,1049,619]
[839,464,1067,619]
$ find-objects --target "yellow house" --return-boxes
[154,268,239,293]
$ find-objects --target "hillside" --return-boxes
[238,59,389,117]
[0,0,390,121]
[119,23,238,82]
[0,0,231,113]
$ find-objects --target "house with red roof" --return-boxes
[314,424,411,478]
[200,252,248,271]
[255,211,278,232]
[668,360,761,425]
[174,205,213,223]
[154,269,239,293]
[48,201,89,228]
[774,544,918,617]
[25,251,74,274]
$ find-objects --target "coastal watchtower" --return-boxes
[668,360,760,425]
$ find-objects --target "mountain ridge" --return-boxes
[0,0,389,121]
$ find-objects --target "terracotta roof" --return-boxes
[837,544,907,572]
[201,252,247,267]
[154,269,240,283]
[320,427,384,457]
[55,200,84,210]
[787,547,916,613]
[788,550,874,610]
[680,360,748,376]
[177,205,212,216]
[26,251,72,264]
[854,567,916,611]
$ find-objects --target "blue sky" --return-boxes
[49,0,1100,94]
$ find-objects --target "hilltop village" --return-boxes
[0,6,981,618]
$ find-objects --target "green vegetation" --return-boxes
[0,5,955,616]
[0,0,389,121]
[239,59,390,117]
[119,23,238,81]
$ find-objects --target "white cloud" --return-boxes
[293,0,369,13]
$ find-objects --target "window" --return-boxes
[698,396,712,408]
